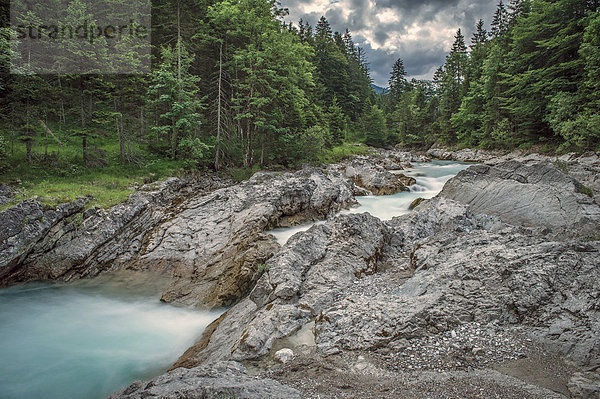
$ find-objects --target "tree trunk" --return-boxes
[81,91,87,165]
[44,114,48,156]
[82,134,87,165]
[260,136,264,167]
[140,107,144,140]
[177,1,181,82]
[26,140,32,163]
[58,76,66,124]
[116,98,126,164]
[215,41,223,171]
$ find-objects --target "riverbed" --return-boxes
[270,160,471,245]
[0,272,221,399]
[0,160,470,399]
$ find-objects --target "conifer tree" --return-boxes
[389,58,409,100]
[489,0,509,39]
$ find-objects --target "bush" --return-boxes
[177,136,210,170]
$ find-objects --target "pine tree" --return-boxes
[507,0,524,22]
[148,41,205,161]
[364,105,388,147]
[471,19,488,49]
[389,58,409,100]
[447,29,468,84]
[489,0,509,39]
[316,16,332,39]
[328,97,346,145]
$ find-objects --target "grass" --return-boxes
[316,142,371,164]
[1,135,185,210]
[1,130,371,211]
[578,185,594,198]
[224,165,262,183]
[553,159,569,173]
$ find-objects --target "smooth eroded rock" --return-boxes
[438,161,600,239]
[109,361,301,399]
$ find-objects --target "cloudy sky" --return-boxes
[279,0,498,87]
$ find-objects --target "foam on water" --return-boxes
[0,273,222,399]
[269,160,471,245]
[268,221,326,246]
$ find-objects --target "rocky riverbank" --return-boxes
[1,148,599,398]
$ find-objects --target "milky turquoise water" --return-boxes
[0,160,471,399]
[0,273,221,399]
[270,160,472,245]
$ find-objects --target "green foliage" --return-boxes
[177,136,211,170]
[409,197,425,210]
[227,165,262,183]
[381,0,600,152]
[364,106,388,147]
[148,42,205,160]
[0,134,8,173]
[578,185,593,197]
[257,263,269,274]
[297,126,328,163]
[317,143,370,164]
[552,159,569,173]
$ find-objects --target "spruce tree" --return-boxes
[389,58,409,100]
[489,0,509,39]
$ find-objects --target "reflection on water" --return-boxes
[0,272,222,399]
[269,160,471,245]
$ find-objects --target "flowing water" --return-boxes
[0,272,222,399]
[0,160,470,399]
[270,160,471,245]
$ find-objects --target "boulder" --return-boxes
[171,212,390,366]
[339,157,410,195]
[141,167,357,308]
[438,161,600,239]
[109,361,301,399]
[0,198,86,284]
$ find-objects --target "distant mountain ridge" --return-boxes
[371,83,386,94]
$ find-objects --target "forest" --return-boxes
[383,0,600,152]
[0,0,599,206]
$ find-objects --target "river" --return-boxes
[0,160,469,399]
[270,160,471,244]
[0,272,221,399]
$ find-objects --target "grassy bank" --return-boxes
[0,136,369,210]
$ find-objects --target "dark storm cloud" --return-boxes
[280,0,498,86]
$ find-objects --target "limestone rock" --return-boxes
[339,157,410,195]
[144,167,357,308]
[568,370,600,399]
[0,184,14,207]
[109,361,301,399]
[0,198,86,284]
[274,348,295,364]
[172,212,390,365]
[439,161,600,239]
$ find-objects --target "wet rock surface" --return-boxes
[2,149,599,398]
[0,167,357,309]
[439,160,600,238]
[109,361,301,399]
[171,196,599,397]
[335,156,411,195]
